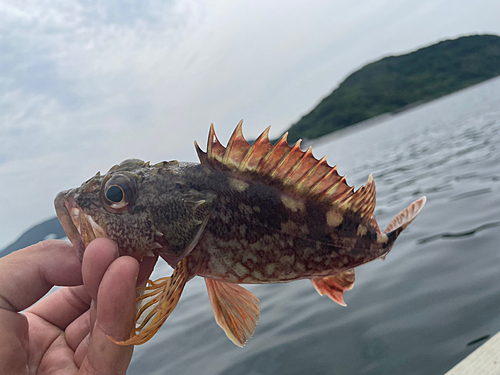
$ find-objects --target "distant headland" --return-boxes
[285,34,500,143]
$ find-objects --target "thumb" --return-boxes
[80,255,139,374]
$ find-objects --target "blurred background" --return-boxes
[1,1,500,374]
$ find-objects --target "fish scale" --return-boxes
[187,170,382,283]
[54,121,426,347]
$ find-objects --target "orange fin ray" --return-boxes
[207,123,226,163]
[195,122,372,207]
[296,155,328,191]
[239,126,272,171]
[343,174,377,219]
[311,269,355,307]
[224,120,250,167]
[205,279,261,347]
[385,196,427,235]
[111,258,189,346]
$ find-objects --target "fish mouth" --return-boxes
[55,189,106,261]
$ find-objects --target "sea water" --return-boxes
[130,76,500,375]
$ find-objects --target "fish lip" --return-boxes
[54,189,104,262]
[55,190,85,261]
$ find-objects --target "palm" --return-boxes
[25,293,92,373]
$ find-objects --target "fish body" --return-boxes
[55,121,425,347]
[174,163,387,284]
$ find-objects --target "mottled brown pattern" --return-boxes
[54,123,426,346]
[160,164,388,283]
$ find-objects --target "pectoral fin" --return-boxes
[311,269,355,306]
[205,279,261,347]
[158,190,216,259]
[111,258,189,346]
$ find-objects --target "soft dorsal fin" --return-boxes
[195,121,376,216]
[385,196,427,235]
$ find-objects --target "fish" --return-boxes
[54,121,426,347]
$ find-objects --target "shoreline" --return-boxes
[304,74,500,148]
[303,112,392,148]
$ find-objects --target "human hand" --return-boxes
[0,238,157,374]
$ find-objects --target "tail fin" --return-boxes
[385,197,426,237]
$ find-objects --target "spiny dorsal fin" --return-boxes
[343,174,376,219]
[195,122,376,212]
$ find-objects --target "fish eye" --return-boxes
[106,185,124,203]
[102,174,135,212]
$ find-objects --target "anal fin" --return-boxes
[111,258,189,346]
[311,269,355,306]
[205,279,261,347]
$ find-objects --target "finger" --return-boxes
[73,301,96,367]
[82,239,156,335]
[73,302,96,368]
[65,309,91,352]
[25,321,79,373]
[82,238,119,303]
[25,238,118,332]
[0,240,82,312]
[82,238,118,340]
[80,256,139,374]
[20,286,91,368]
[26,285,90,331]
[74,332,91,368]
[73,301,96,368]
[77,247,157,368]
[86,251,157,338]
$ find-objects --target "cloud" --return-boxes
[1,0,500,247]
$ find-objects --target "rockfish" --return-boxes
[55,121,426,347]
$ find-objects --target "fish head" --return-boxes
[55,158,188,261]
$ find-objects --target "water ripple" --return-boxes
[418,221,500,244]
[130,76,500,375]
[449,188,492,201]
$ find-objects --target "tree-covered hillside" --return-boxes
[286,34,500,142]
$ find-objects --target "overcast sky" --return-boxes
[1,0,499,248]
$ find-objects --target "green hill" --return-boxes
[285,34,500,143]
